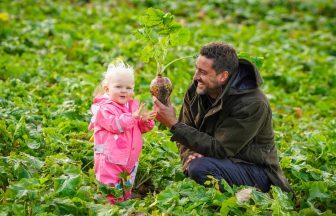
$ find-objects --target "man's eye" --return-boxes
[200,70,206,75]
[196,68,206,75]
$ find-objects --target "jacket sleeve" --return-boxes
[175,90,200,171]
[88,122,94,130]
[95,106,137,134]
[138,119,155,133]
[171,101,269,159]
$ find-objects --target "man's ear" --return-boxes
[219,71,229,84]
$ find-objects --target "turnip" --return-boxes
[150,74,172,105]
[137,8,192,105]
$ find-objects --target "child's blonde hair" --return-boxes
[102,61,134,87]
[94,61,135,97]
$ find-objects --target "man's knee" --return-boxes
[188,158,271,192]
[187,157,214,183]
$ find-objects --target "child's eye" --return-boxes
[115,85,121,88]
[127,87,133,90]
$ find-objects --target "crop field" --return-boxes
[0,0,335,215]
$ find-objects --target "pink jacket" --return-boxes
[88,95,154,166]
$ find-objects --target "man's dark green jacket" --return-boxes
[170,59,292,192]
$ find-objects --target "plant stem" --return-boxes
[161,55,195,75]
[135,175,152,189]
[142,28,162,76]
[155,57,161,75]
[81,160,93,171]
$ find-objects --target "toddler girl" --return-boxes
[88,62,155,204]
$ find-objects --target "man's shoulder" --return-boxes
[231,88,269,103]
[225,88,271,113]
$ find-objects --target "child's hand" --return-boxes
[133,103,145,119]
[133,102,156,121]
[141,110,156,121]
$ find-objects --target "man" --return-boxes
[153,42,292,192]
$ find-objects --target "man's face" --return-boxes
[194,55,227,99]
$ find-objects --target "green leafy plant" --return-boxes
[137,8,192,105]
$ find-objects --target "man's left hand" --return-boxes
[152,96,178,128]
[185,153,204,170]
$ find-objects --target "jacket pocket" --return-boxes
[106,135,129,165]
[115,136,128,149]
[106,154,128,166]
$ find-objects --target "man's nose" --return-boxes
[194,72,200,81]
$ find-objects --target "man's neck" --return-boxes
[208,87,223,100]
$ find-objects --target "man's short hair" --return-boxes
[200,42,239,75]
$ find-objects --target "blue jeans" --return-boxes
[188,157,271,192]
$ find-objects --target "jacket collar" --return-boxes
[228,58,263,95]
[93,94,137,112]
[212,58,262,109]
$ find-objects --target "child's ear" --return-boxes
[104,86,108,92]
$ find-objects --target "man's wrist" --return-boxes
[169,121,179,131]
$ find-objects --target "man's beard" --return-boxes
[196,82,208,95]
[196,82,223,99]
[196,87,207,95]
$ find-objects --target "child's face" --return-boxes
[106,74,134,104]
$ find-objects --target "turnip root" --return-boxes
[150,74,172,105]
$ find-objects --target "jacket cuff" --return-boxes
[170,121,181,133]
[170,122,184,134]
[170,122,189,144]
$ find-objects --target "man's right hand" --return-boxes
[185,153,204,170]
[152,96,178,128]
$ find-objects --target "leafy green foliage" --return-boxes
[0,0,335,215]
[137,8,191,75]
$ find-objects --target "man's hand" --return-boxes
[152,96,178,128]
[185,153,204,170]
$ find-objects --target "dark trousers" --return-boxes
[188,157,271,192]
